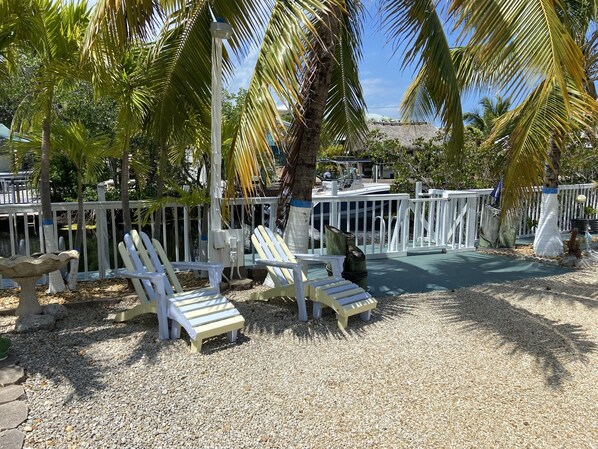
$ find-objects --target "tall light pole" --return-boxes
[209,19,232,262]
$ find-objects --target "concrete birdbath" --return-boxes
[0,251,79,316]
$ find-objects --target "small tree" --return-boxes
[51,121,113,289]
[4,0,90,293]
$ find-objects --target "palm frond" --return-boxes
[450,0,586,104]
[225,0,335,199]
[486,79,598,212]
[322,0,367,151]
[381,0,464,157]
[50,120,114,183]
[83,0,163,56]
[146,1,213,146]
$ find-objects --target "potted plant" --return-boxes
[571,194,598,233]
[0,336,11,361]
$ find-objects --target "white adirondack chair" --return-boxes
[117,230,244,352]
[251,225,377,329]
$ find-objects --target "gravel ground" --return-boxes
[1,265,597,449]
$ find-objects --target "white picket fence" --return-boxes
[0,182,595,285]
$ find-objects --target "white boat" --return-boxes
[312,158,390,198]
[311,159,391,227]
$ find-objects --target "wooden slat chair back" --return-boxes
[251,225,377,329]
[251,225,305,286]
[130,230,182,295]
[116,230,244,352]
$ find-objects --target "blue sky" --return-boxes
[227,2,483,122]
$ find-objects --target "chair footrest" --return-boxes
[168,293,245,342]
[308,278,378,318]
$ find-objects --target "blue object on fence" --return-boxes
[490,178,503,206]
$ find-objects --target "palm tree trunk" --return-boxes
[282,9,339,254]
[121,137,132,232]
[40,87,66,293]
[533,140,563,256]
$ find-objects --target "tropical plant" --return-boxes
[1,0,91,292]
[86,0,598,259]
[85,0,366,255]
[11,120,114,286]
[387,0,598,257]
[51,121,113,288]
[463,95,511,135]
[361,127,495,194]
[94,48,153,232]
[275,1,366,252]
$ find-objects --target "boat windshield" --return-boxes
[316,158,369,180]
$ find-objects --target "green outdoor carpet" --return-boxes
[306,250,568,297]
[364,251,567,297]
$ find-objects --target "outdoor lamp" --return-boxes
[210,20,233,40]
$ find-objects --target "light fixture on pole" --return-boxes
[209,19,232,263]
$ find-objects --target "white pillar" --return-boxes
[533,188,563,256]
[209,20,232,262]
[330,180,338,228]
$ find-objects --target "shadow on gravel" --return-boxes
[431,291,596,388]
[491,283,598,310]
[9,304,164,399]
[233,294,414,342]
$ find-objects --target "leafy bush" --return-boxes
[360,127,498,195]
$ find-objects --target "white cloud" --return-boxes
[225,45,260,93]
[361,77,404,118]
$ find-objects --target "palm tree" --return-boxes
[384,0,597,257]
[85,0,365,255]
[1,0,90,292]
[89,0,597,260]
[12,121,114,289]
[463,95,511,135]
[276,1,366,252]
[51,121,113,289]
[105,49,152,232]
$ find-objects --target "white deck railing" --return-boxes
[0,173,39,205]
[466,182,598,237]
[0,182,595,286]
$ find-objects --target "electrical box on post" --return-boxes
[209,229,245,269]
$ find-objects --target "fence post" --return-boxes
[330,181,339,228]
[96,183,110,278]
[465,195,478,248]
[183,185,191,262]
[440,198,449,248]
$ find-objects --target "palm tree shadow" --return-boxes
[232,293,415,342]
[8,304,173,400]
[490,282,598,310]
[431,291,596,388]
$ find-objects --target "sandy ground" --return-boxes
[0,260,597,448]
